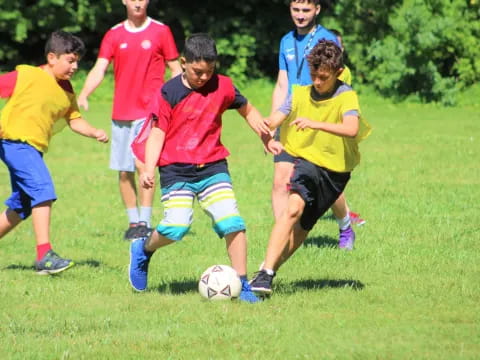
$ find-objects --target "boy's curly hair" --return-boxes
[307,39,343,72]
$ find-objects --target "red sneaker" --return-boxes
[349,211,366,226]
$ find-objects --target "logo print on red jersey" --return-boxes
[141,40,152,50]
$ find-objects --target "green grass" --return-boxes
[0,80,479,359]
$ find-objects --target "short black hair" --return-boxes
[44,30,85,58]
[183,33,217,63]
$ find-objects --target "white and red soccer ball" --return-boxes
[198,265,242,301]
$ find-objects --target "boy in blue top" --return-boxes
[270,0,363,253]
[251,40,371,294]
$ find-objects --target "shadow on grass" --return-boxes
[151,279,198,294]
[274,278,365,295]
[3,258,101,271]
[303,235,338,248]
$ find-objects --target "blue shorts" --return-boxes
[156,161,246,240]
[0,140,56,219]
[110,118,146,172]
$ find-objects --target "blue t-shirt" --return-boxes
[278,25,339,93]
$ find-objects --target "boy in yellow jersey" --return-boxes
[250,40,371,295]
[0,31,109,275]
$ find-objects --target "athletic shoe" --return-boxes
[349,211,366,226]
[239,278,262,303]
[338,226,355,250]
[35,250,74,275]
[249,270,275,295]
[133,223,153,239]
[128,237,152,291]
[124,223,139,240]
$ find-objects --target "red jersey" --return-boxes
[98,17,179,121]
[131,74,247,166]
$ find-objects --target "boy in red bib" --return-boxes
[129,33,280,302]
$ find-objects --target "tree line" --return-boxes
[1,0,478,104]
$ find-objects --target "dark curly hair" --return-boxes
[307,39,343,72]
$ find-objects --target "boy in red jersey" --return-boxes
[78,0,182,240]
[0,31,109,274]
[129,33,280,302]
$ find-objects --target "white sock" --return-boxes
[139,207,152,227]
[127,208,139,224]
[336,214,351,231]
[264,268,275,276]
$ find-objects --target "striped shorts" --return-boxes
[156,172,246,241]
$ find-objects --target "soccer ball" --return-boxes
[198,265,242,301]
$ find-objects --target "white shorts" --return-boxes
[110,119,146,172]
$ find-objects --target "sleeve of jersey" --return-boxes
[340,91,372,142]
[0,71,18,98]
[153,94,172,132]
[161,26,180,61]
[97,30,115,61]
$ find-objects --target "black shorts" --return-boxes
[159,159,229,188]
[289,158,350,231]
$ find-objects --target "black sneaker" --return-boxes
[124,223,153,241]
[134,223,153,238]
[35,250,74,275]
[249,270,275,294]
[124,223,139,240]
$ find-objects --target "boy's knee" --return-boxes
[156,224,190,241]
[213,216,246,238]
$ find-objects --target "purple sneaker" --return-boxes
[339,226,355,250]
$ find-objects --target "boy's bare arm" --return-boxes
[290,114,359,138]
[266,110,288,130]
[236,103,282,155]
[270,70,288,115]
[68,117,109,142]
[140,127,165,189]
[77,58,109,110]
[237,102,270,136]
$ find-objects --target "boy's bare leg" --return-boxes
[224,230,247,276]
[0,209,22,238]
[276,222,309,271]
[119,171,137,210]
[264,193,305,271]
[31,201,52,245]
[331,192,349,219]
[144,230,175,252]
[271,162,294,220]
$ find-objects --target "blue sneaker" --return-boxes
[128,237,152,291]
[239,278,261,303]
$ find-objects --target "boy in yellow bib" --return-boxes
[0,31,109,275]
[250,39,371,294]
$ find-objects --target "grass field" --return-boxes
[0,79,479,359]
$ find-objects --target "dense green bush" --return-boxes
[330,0,480,104]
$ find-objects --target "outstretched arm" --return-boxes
[237,103,282,155]
[139,127,165,189]
[236,102,271,136]
[290,114,359,138]
[68,117,109,142]
[77,58,109,110]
